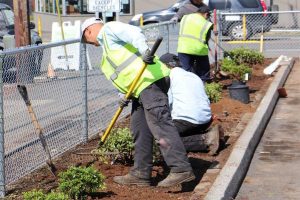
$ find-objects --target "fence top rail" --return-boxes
[0,39,80,56]
[141,21,176,29]
[220,10,300,15]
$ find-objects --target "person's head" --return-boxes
[81,17,104,46]
[159,53,180,69]
[197,5,211,19]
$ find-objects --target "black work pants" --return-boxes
[173,119,213,152]
[130,77,192,179]
[178,52,210,82]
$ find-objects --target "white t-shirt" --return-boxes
[168,67,211,125]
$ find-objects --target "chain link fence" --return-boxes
[218,10,300,58]
[0,10,300,197]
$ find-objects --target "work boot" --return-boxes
[113,173,151,186]
[157,171,195,187]
[205,124,220,156]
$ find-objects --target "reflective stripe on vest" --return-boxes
[177,13,212,56]
[100,32,170,97]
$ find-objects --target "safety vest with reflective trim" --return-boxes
[177,13,213,56]
[100,33,170,98]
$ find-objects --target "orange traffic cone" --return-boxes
[47,63,56,79]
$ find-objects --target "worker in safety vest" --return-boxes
[80,18,195,187]
[177,5,213,82]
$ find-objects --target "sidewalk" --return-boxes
[236,59,300,200]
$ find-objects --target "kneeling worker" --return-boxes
[160,53,220,155]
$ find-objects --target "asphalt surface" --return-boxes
[236,60,300,200]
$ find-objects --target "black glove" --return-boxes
[119,98,130,108]
[142,49,155,64]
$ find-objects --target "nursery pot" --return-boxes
[228,83,250,104]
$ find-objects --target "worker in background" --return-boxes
[177,5,213,82]
[80,18,195,187]
[160,53,220,155]
[171,0,209,22]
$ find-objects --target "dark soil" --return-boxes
[5,59,275,200]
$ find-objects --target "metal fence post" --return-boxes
[81,43,88,143]
[0,52,6,197]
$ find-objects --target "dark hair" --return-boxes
[197,5,210,14]
[159,53,180,68]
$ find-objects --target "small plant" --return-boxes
[221,57,252,81]
[58,166,106,200]
[205,82,222,103]
[227,47,264,65]
[95,128,134,164]
[45,191,69,200]
[23,189,45,200]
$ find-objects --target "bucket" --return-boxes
[228,84,250,104]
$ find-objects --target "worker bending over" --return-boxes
[80,18,195,187]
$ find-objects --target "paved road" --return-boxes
[236,60,300,200]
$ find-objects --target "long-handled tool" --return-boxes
[100,37,163,145]
[17,85,57,176]
[213,9,219,75]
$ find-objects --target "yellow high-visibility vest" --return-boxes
[177,13,213,56]
[101,33,170,98]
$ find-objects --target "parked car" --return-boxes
[0,3,43,83]
[129,0,279,40]
[211,0,279,40]
[129,0,186,26]
[0,3,42,50]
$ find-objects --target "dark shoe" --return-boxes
[157,171,195,187]
[113,173,151,186]
[205,124,220,156]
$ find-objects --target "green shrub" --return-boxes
[96,128,134,163]
[23,189,46,200]
[205,82,222,103]
[228,48,264,65]
[221,57,252,81]
[45,192,69,200]
[58,166,106,200]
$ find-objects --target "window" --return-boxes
[120,0,133,15]
[0,11,6,29]
[209,0,231,10]
[2,9,14,26]
[238,0,259,8]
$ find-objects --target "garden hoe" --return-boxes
[99,37,163,145]
[17,85,57,176]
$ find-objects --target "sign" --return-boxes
[87,0,121,12]
[51,21,81,70]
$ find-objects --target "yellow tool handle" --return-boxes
[100,37,163,145]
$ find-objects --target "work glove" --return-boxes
[119,98,131,108]
[142,49,155,64]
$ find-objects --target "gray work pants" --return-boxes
[130,77,192,179]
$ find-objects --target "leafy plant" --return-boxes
[205,82,222,103]
[95,128,134,164]
[221,57,252,81]
[227,47,264,65]
[45,192,69,200]
[23,189,45,200]
[58,166,106,200]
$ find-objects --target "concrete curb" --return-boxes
[204,58,295,200]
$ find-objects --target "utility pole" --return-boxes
[13,0,31,47]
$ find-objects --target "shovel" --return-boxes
[100,37,163,145]
[17,85,57,176]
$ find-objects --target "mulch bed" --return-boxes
[5,59,275,200]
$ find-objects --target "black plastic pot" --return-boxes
[228,82,249,104]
